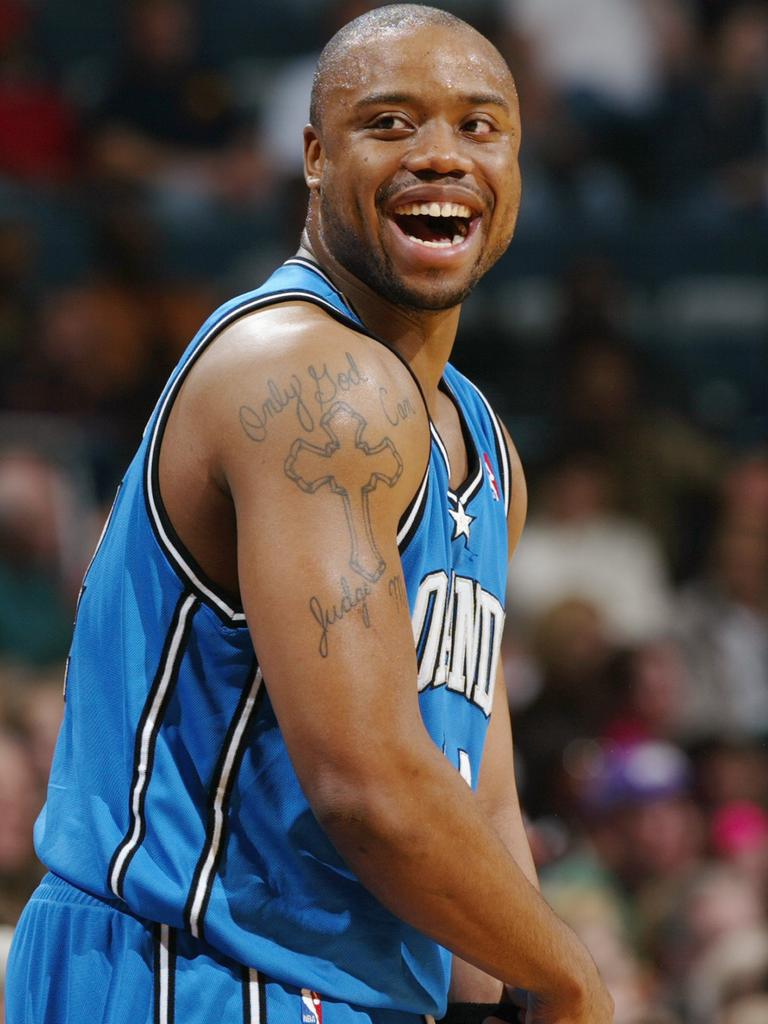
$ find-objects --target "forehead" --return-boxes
[325,23,516,115]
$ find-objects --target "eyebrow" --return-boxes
[354,90,510,113]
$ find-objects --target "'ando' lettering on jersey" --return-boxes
[412,570,504,716]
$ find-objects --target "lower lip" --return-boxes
[383,215,482,269]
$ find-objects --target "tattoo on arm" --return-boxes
[309,576,372,658]
[388,574,407,611]
[239,353,366,444]
[379,387,417,427]
[284,401,403,583]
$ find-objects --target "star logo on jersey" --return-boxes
[483,452,501,502]
[448,498,475,541]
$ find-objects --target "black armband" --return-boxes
[438,1002,522,1024]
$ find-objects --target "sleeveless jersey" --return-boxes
[35,257,512,1017]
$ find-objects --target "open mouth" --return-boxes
[391,201,477,249]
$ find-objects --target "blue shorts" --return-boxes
[6,874,434,1024]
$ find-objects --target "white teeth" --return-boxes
[452,234,463,245]
[393,202,474,218]
[407,235,457,248]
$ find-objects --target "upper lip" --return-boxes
[383,186,485,218]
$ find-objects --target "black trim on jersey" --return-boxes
[396,463,429,554]
[145,274,432,625]
[184,663,265,940]
[241,967,251,1024]
[438,377,484,507]
[282,256,364,322]
[108,592,199,899]
[241,966,267,1024]
[465,378,512,517]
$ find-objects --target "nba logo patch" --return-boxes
[301,989,322,1024]
[483,452,500,501]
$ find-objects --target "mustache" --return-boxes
[375,178,489,209]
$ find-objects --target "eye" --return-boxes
[368,113,413,132]
[462,117,496,136]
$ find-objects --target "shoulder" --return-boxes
[179,298,431,501]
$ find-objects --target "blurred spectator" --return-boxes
[4,282,179,480]
[504,0,662,115]
[672,456,768,740]
[709,802,768,910]
[0,218,35,404]
[89,0,265,215]
[0,0,79,184]
[543,741,704,1020]
[552,332,724,577]
[691,738,768,813]
[601,639,690,747]
[650,863,767,1018]
[0,448,92,664]
[261,0,374,177]
[507,449,672,644]
[721,994,768,1024]
[511,597,617,819]
[7,666,64,786]
[0,730,43,924]
[685,923,768,1024]
[647,2,768,214]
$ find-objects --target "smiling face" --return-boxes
[304,21,521,311]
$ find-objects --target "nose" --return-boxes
[402,119,473,178]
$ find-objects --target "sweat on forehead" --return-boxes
[309,4,511,129]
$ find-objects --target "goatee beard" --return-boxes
[319,194,482,312]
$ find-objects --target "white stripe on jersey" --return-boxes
[109,592,197,897]
[188,668,263,938]
[248,968,261,1024]
[157,923,173,1024]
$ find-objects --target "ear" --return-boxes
[303,124,324,190]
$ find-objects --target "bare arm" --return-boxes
[202,319,611,1022]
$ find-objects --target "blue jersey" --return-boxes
[35,258,512,1017]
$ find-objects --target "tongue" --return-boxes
[395,214,452,243]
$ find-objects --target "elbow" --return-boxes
[303,749,427,857]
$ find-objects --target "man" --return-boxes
[6,6,613,1024]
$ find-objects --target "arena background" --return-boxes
[0,2,766,1021]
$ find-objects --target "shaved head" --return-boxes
[310,4,511,131]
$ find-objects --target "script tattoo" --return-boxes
[308,352,365,409]
[239,375,314,442]
[310,576,371,658]
[388,573,407,611]
[239,353,366,444]
[379,386,417,427]
[284,401,403,582]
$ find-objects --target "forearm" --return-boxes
[449,799,539,1001]
[314,742,598,1007]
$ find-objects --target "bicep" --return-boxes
[221,348,430,798]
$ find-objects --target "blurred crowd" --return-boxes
[0,1,766,1022]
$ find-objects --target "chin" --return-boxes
[358,253,482,312]
[382,277,476,312]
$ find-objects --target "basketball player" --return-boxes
[7,7,613,1024]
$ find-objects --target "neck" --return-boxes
[296,234,461,407]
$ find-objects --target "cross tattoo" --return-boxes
[284,401,403,582]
